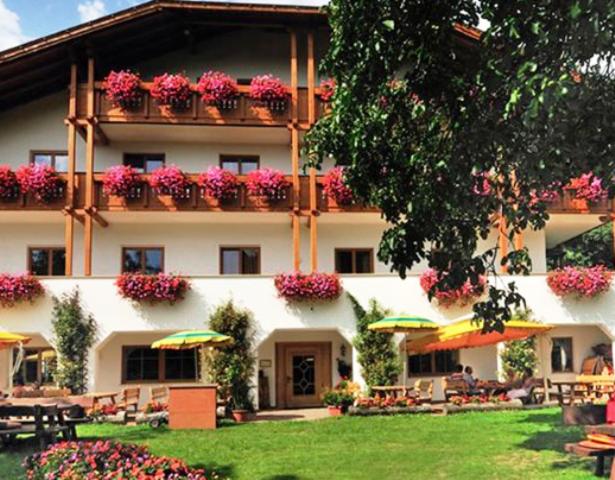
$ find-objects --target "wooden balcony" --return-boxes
[0,175,68,212]
[77,83,328,128]
[544,190,612,214]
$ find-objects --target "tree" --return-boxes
[51,289,97,394]
[500,337,538,381]
[350,295,402,387]
[307,0,615,331]
[205,300,256,412]
[547,222,614,270]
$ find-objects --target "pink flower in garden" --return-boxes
[197,167,239,200]
[196,71,239,104]
[566,172,607,203]
[322,167,354,205]
[246,168,290,200]
[149,165,191,200]
[274,272,342,302]
[547,265,612,298]
[102,165,141,198]
[0,273,44,307]
[249,74,288,102]
[150,73,192,107]
[0,165,19,199]
[420,268,486,308]
[116,273,190,304]
[103,70,142,109]
[319,78,336,102]
[16,164,64,203]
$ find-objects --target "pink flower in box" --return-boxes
[246,168,290,201]
[420,268,486,308]
[149,165,191,200]
[547,265,612,298]
[0,273,44,308]
[249,74,288,103]
[0,165,19,199]
[150,73,192,108]
[197,71,239,105]
[102,165,141,198]
[322,167,354,205]
[197,167,239,201]
[566,172,607,203]
[16,164,64,203]
[274,272,342,302]
[116,273,190,305]
[103,70,142,109]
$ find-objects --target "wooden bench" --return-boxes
[371,386,409,399]
[442,378,469,401]
[565,442,615,478]
[0,404,71,450]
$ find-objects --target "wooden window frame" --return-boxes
[30,150,69,171]
[407,350,460,377]
[334,248,374,274]
[122,153,166,173]
[121,345,198,384]
[219,246,261,275]
[27,246,66,277]
[219,155,260,175]
[121,246,165,274]
[551,337,574,373]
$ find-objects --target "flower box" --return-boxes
[566,173,608,204]
[151,73,192,110]
[0,273,44,308]
[197,167,239,202]
[322,167,354,205]
[16,164,64,203]
[420,268,486,308]
[103,70,142,110]
[246,168,290,203]
[249,74,289,111]
[102,165,142,200]
[274,272,342,302]
[547,265,613,298]
[0,166,20,201]
[149,165,192,203]
[197,71,239,109]
[116,273,190,305]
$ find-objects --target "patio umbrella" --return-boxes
[25,349,56,362]
[368,315,439,334]
[406,319,553,354]
[151,330,233,350]
[0,332,31,349]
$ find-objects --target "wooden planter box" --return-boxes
[168,385,217,430]
[562,404,606,425]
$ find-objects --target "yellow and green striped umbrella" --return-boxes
[151,330,233,350]
[0,332,31,349]
[368,315,438,334]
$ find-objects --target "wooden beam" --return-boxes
[307,31,316,126]
[498,213,508,273]
[291,127,300,210]
[86,207,109,228]
[290,30,298,125]
[84,57,95,277]
[292,214,301,271]
[309,167,318,272]
[64,63,78,276]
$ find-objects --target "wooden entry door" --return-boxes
[276,342,332,409]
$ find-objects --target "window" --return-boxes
[408,350,458,376]
[220,155,259,175]
[335,249,374,274]
[28,247,65,276]
[123,153,165,173]
[31,151,68,173]
[551,337,573,373]
[122,346,198,383]
[12,348,56,386]
[122,247,164,274]
[220,247,260,274]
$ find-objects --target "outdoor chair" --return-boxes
[150,386,169,405]
[412,379,433,404]
[118,387,140,413]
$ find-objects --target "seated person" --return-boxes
[463,366,477,390]
[449,364,464,381]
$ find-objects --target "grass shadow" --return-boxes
[261,475,301,480]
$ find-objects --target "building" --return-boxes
[0,0,612,407]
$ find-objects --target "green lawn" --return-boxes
[0,408,600,479]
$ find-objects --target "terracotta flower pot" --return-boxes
[327,405,344,417]
[232,409,250,423]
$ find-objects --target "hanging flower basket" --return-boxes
[274,272,342,302]
[196,71,239,109]
[319,78,336,103]
[16,164,64,203]
[102,165,142,199]
[0,165,20,200]
[197,167,239,201]
[565,173,607,209]
[249,74,288,111]
[150,73,192,110]
[246,168,290,202]
[322,167,354,205]
[0,273,44,308]
[420,268,486,308]
[116,273,190,305]
[149,165,192,201]
[103,70,142,110]
[547,265,613,298]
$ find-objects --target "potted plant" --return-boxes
[547,265,613,298]
[103,70,142,110]
[249,74,288,111]
[322,167,354,205]
[274,272,343,302]
[0,165,19,201]
[197,167,239,202]
[322,385,354,416]
[565,172,607,211]
[149,165,192,203]
[150,73,192,110]
[102,165,142,200]
[0,273,44,307]
[419,268,486,308]
[246,168,290,203]
[197,71,239,110]
[16,164,64,203]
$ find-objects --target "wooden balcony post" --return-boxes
[290,30,298,125]
[291,126,301,271]
[307,31,318,272]
[64,63,78,276]
[307,31,316,125]
[84,57,96,276]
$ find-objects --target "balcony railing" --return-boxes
[545,190,612,214]
[77,83,327,127]
[0,174,68,211]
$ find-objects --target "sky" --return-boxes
[0,0,328,51]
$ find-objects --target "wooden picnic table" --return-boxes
[552,381,613,405]
[371,386,409,398]
[0,404,76,449]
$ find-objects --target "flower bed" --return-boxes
[419,268,486,307]
[116,273,190,305]
[16,164,64,203]
[198,167,239,201]
[566,172,607,203]
[23,440,208,479]
[149,165,191,200]
[0,165,19,200]
[274,272,342,302]
[443,398,523,415]
[0,273,44,307]
[322,167,354,205]
[102,165,142,198]
[249,74,288,110]
[103,70,142,109]
[197,71,239,108]
[246,168,290,201]
[547,265,613,298]
[151,72,192,109]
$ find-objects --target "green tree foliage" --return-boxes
[205,300,255,412]
[350,295,401,387]
[501,338,538,381]
[547,222,614,270]
[307,0,615,331]
[51,289,97,394]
